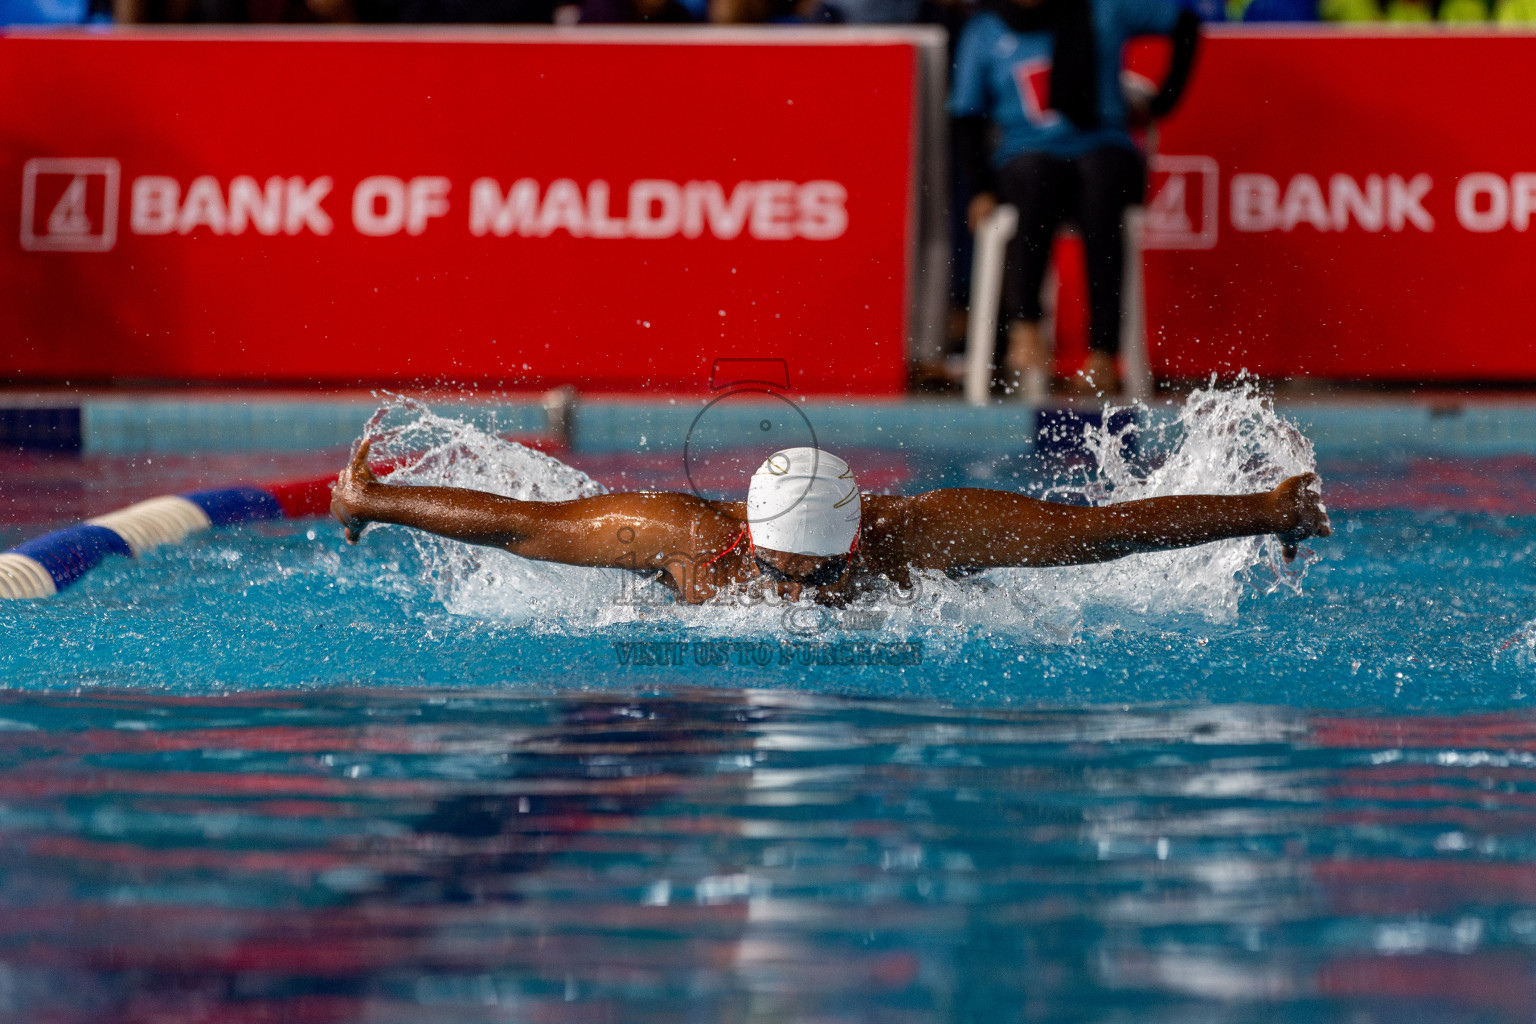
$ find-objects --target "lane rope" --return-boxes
[0,478,334,600]
[2,432,564,600]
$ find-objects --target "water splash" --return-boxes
[360,397,617,626]
[354,384,1318,644]
[1001,378,1321,629]
[1496,619,1536,675]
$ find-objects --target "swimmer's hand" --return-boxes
[1271,472,1331,562]
[331,440,377,544]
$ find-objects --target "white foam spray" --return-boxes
[358,397,619,628]
[355,383,1319,646]
[1496,619,1536,676]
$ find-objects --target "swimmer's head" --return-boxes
[746,447,860,557]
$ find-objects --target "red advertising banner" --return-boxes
[1143,29,1536,382]
[0,29,924,393]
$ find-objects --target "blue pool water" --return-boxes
[2,390,1535,1022]
[3,691,1536,1023]
[3,391,1533,709]
[1,491,1533,708]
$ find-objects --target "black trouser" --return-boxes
[996,145,1145,356]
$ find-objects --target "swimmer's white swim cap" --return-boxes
[746,447,860,557]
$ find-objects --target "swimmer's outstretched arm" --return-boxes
[330,442,728,571]
[897,473,1330,572]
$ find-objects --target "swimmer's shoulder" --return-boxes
[860,493,916,528]
[699,497,747,521]
[595,491,744,533]
[857,494,918,562]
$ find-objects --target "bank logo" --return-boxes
[20,158,121,253]
[1144,154,1218,250]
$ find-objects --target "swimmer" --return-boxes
[331,443,1330,605]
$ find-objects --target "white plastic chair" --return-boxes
[963,205,1152,407]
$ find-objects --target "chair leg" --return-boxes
[1119,205,1153,403]
[963,204,1018,408]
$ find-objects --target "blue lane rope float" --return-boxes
[0,485,316,600]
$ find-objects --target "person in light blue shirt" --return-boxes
[951,0,1198,396]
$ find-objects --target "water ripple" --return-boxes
[0,688,1533,1023]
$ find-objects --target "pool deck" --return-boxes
[3,387,1535,459]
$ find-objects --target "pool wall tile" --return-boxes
[0,406,82,452]
[71,395,1536,459]
[82,400,547,454]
